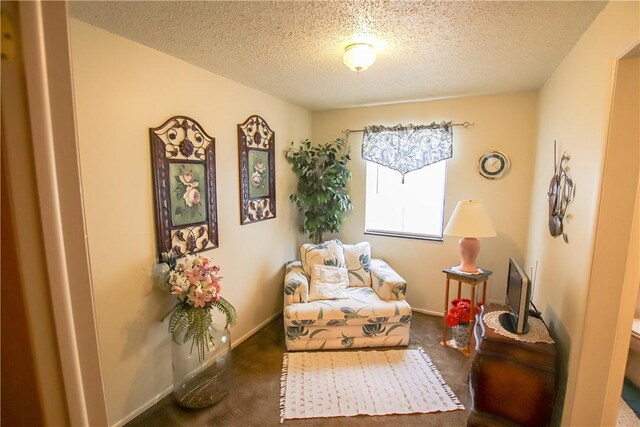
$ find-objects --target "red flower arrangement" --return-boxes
[445,299,481,327]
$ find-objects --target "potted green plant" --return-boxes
[285,135,352,243]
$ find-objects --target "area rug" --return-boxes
[279,347,463,422]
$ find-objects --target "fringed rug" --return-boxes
[279,347,463,422]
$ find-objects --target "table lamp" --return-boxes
[444,200,497,273]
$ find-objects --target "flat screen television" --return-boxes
[498,258,531,334]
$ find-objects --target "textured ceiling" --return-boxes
[69,1,607,111]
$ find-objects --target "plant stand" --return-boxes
[440,267,492,356]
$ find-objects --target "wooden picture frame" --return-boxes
[150,116,218,257]
[238,115,276,224]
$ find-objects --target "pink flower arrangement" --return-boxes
[169,255,222,308]
[445,298,480,327]
[156,252,236,359]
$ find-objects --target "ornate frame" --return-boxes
[150,116,218,257]
[237,115,276,224]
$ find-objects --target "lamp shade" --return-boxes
[444,200,497,238]
[343,43,376,73]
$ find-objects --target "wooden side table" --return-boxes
[468,304,556,426]
[440,267,492,355]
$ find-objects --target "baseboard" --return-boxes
[231,309,283,349]
[111,385,172,427]
[111,310,283,427]
[412,307,443,317]
[412,299,503,318]
[485,298,503,306]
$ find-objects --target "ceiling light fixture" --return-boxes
[343,43,376,74]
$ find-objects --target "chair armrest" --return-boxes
[370,259,407,301]
[284,261,309,304]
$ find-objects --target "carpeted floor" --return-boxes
[618,398,640,427]
[125,312,471,426]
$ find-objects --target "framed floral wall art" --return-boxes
[150,116,218,257]
[237,115,276,224]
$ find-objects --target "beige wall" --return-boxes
[312,92,538,314]
[525,2,639,425]
[70,19,311,425]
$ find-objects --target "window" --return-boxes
[364,160,447,240]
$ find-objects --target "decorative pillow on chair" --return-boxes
[343,242,372,287]
[299,239,346,279]
[308,265,349,301]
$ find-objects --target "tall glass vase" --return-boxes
[171,325,231,408]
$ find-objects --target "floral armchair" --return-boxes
[284,240,411,351]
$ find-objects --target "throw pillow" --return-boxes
[343,241,372,287]
[308,265,349,301]
[299,239,346,279]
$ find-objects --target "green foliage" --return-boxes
[166,302,212,360]
[211,297,237,329]
[164,298,236,361]
[284,135,353,243]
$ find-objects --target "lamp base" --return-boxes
[458,237,481,273]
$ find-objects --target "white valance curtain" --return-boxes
[361,122,453,182]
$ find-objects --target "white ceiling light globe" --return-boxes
[343,43,376,74]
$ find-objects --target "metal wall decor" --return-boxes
[150,116,218,257]
[237,115,276,224]
[547,140,575,243]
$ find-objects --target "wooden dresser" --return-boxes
[468,304,556,427]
